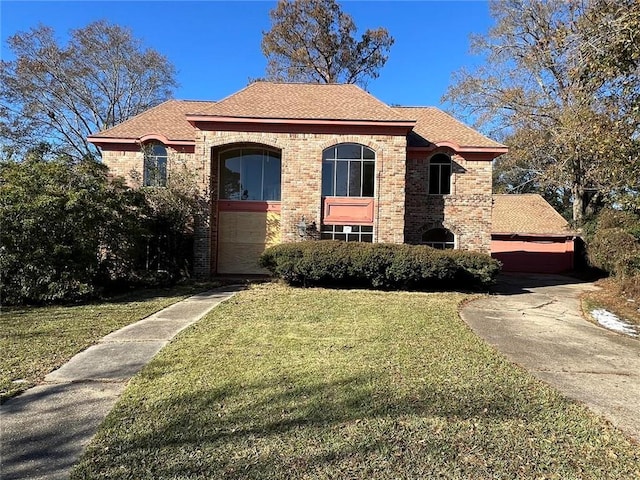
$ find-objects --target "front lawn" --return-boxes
[73,284,639,479]
[0,283,219,401]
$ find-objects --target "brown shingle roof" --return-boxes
[88,83,505,153]
[492,194,573,235]
[392,106,506,149]
[90,100,216,142]
[192,82,411,122]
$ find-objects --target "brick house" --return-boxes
[88,82,507,276]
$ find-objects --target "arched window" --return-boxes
[143,143,168,187]
[429,153,451,195]
[219,147,281,201]
[322,143,375,197]
[422,228,455,249]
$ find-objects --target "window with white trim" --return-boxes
[429,153,451,194]
[422,228,455,249]
[322,143,375,197]
[321,224,373,242]
[143,143,168,187]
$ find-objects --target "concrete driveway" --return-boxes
[460,274,640,443]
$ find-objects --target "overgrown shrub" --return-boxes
[259,241,500,290]
[0,153,140,304]
[0,152,199,305]
[586,208,640,278]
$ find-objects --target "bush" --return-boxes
[0,154,140,304]
[259,241,500,290]
[0,151,200,305]
[586,208,640,278]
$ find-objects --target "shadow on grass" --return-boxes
[74,368,601,479]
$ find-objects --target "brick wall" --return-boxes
[405,150,492,253]
[196,129,407,276]
[100,134,493,277]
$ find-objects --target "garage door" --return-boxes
[217,211,281,274]
[491,236,574,274]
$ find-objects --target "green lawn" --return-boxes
[72,284,640,479]
[0,283,219,401]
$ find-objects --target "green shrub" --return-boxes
[0,154,140,304]
[586,208,640,277]
[259,241,500,290]
[0,152,200,305]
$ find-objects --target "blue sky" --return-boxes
[1,1,493,111]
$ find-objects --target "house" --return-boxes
[88,82,508,276]
[491,194,575,273]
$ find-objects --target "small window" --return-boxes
[422,228,455,249]
[321,224,373,242]
[143,143,168,187]
[322,143,375,197]
[219,148,281,201]
[429,154,451,195]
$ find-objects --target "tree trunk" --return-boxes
[572,183,585,227]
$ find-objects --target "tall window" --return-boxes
[429,153,451,195]
[143,143,168,187]
[422,228,455,249]
[322,143,375,197]
[219,147,281,201]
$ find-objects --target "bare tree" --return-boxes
[0,20,177,160]
[444,0,640,224]
[261,0,394,86]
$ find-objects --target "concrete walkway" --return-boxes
[1,287,242,480]
[460,274,640,442]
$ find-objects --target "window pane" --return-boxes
[337,144,361,159]
[263,153,281,200]
[348,161,362,196]
[429,164,440,194]
[322,147,336,160]
[361,225,373,233]
[321,233,333,240]
[156,157,167,187]
[347,234,359,242]
[241,152,263,200]
[335,233,347,241]
[363,147,375,160]
[322,161,334,196]
[362,161,375,197]
[220,156,242,199]
[361,235,373,243]
[335,161,348,196]
[440,163,451,194]
[152,144,167,156]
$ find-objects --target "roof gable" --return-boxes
[392,106,506,150]
[192,82,411,123]
[89,100,216,143]
[492,194,572,235]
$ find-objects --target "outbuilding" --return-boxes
[491,194,575,273]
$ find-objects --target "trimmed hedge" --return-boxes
[259,241,501,290]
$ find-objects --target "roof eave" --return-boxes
[491,231,576,238]
[87,136,195,146]
[186,114,416,130]
[408,143,508,155]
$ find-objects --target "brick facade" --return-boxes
[93,84,504,278]
[196,129,407,275]
[101,134,493,277]
[405,150,493,253]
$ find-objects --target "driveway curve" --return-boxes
[460,274,640,443]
